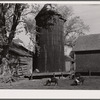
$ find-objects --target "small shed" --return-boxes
[10,39,33,76]
[73,34,100,73]
[0,39,33,76]
[65,56,74,72]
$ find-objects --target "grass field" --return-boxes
[0,76,100,89]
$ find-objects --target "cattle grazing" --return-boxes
[74,76,85,85]
[45,77,58,86]
[71,73,85,86]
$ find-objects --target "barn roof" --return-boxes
[9,39,33,57]
[73,34,100,52]
[0,38,33,57]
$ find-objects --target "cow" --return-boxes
[45,77,58,86]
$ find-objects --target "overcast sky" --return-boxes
[69,4,100,35]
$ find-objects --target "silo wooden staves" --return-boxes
[35,4,66,72]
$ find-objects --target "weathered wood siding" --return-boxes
[75,51,100,72]
[18,57,32,75]
[36,15,65,72]
[9,48,32,76]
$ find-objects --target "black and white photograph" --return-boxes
[0,1,100,92]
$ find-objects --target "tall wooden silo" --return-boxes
[35,4,66,72]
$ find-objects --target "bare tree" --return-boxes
[64,16,89,46]
[56,5,89,47]
[0,4,25,58]
[0,4,25,78]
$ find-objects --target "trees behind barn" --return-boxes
[57,5,90,47]
[0,4,25,58]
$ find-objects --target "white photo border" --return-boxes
[0,1,100,99]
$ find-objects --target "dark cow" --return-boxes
[71,73,85,86]
[45,77,58,86]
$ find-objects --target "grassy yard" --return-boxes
[0,76,100,89]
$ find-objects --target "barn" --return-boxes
[34,4,66,72]
[73,34,100,74]
[0,39,33,76]
[9,39,33,76]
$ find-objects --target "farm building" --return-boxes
[0,39,33,76]
[73,34,100,73]
[34,4,66,72]
[64,55,74,72]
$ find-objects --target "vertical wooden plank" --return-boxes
[44,45,47,72]
[74,53,76,71]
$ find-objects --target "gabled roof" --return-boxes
[73,34,100,52]
[0,39,33,57]
[9,39,33,57]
